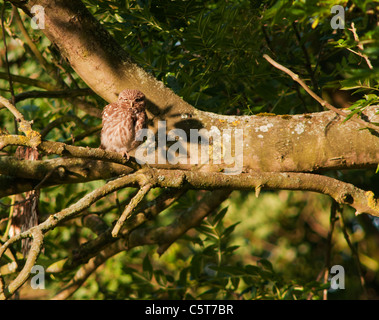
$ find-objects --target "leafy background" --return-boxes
[1,0,379,299]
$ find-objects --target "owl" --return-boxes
[100,89,147,159]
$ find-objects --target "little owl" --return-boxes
[100,89,147,159]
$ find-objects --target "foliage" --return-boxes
[1,0,379,299]
[71,202,329,300]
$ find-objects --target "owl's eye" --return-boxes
[135,98,143,102]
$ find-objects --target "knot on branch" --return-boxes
[24,130,41,149]
[366,191,379,213]
[339,192,353,204]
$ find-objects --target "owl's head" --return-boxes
[118,89,146,109]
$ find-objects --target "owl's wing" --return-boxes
[100,103,119,149]
[101,103,118,122]
[132,110,147,148]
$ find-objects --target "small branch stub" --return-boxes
[0,95,41,149]
[111,183,152,238]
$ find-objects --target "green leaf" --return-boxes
[231,277,240,291]
[209,265,244,276]
[222,222,240,238]
[142,255,153,281]
[258,259,274,272]
[212,207,228,226]
[178,267,189,287]
[154,269,167,287]
[245,265,261,276]
[55,193,65,211]
[190,255,202,279]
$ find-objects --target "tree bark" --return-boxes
[9,0,379,174]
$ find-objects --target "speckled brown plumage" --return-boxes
[100,89,147,159]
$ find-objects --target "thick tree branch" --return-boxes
[0,157,131,191]
[1,105,379,187]
[10,0,192,117]
[0,136,141,173]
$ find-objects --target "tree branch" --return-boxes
[1,166,378,298]
[0,229,43,300]
[263,54,379,132]
[111,183,152,237]
[12,5,61,80]
[8,1,379,176]
[0,157,131,190]
[13,88,95,103]
[39,114,90,139]
[0,95,41,150]
[0,72,56,91]
[348,22,373,70]
[57,188,187,273]
[4,169,378,264]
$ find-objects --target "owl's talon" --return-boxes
[121,151,130,160]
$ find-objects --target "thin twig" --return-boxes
[263,54,379,132]
[13,88,94,103]
[292,22,319,94]
[63,124,102,145]
[0,173,142,264]
[0,72,56,91]
[111,183,152,237]
[315,200,340,300]
[58,188,187,274]
[339,209,368,299]
[12,6,53,75]
[348,22,373,70]
[40,114,89,139]
[1,4,17,133]
[1,5,15,104]
[0,95,27,124]
[0,95,41,149]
